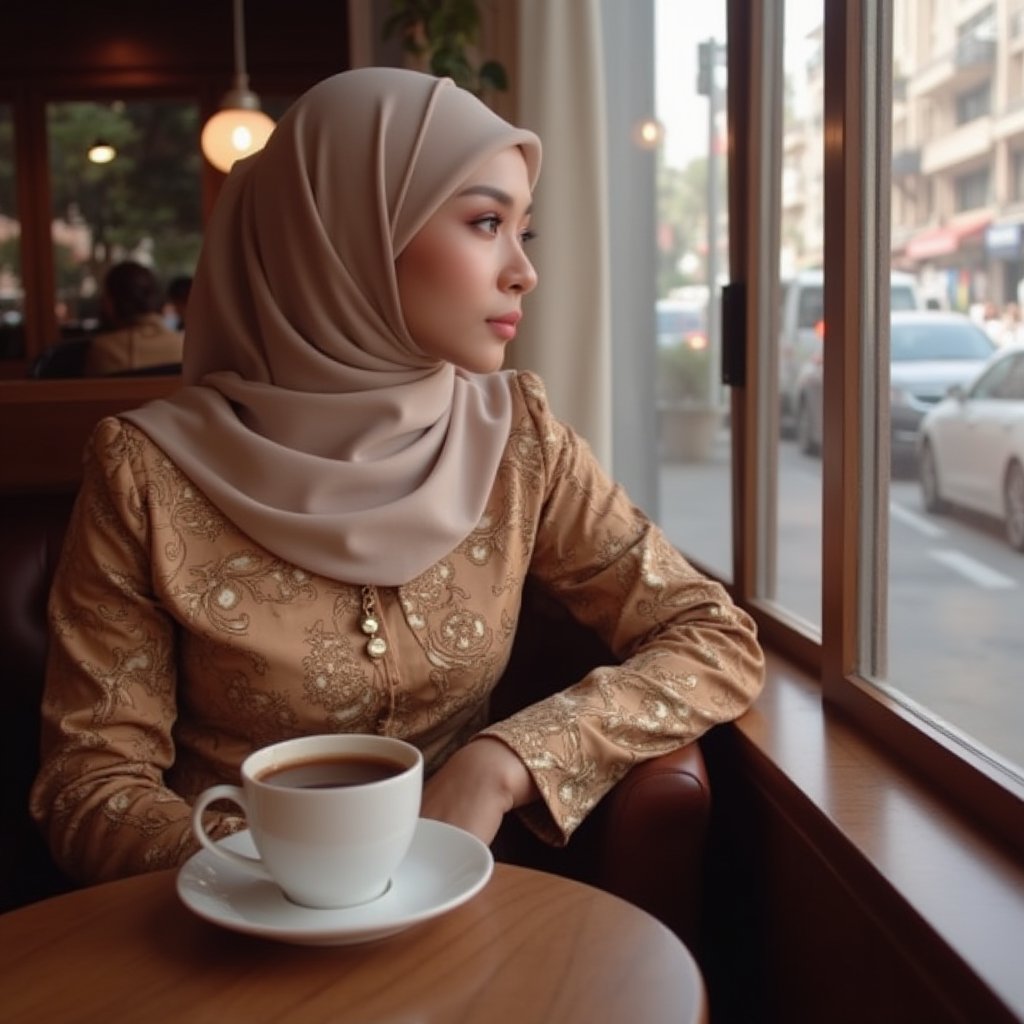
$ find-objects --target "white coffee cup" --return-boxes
[191,734,423,909]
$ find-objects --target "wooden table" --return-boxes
[0,863,707,1023]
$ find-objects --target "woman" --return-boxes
[32,68,763,883]
[83,261,184,376]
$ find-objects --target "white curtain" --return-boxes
[512,0,612,467]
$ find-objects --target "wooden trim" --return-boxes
[714,651,1024,1022]
[820,0,866,687]
[0,377,180,493]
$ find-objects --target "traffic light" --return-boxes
[697,40,714,96]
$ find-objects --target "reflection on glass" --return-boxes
[883,0,1023,779]
[0,103,24,359]
[653,0,732,581]
[772,2,824,628]
[46,99,203,339]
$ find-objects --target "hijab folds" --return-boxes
[124,68,542,586]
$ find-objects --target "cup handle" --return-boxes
[191,784,273,882]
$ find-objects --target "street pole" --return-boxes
[699,38,723,408]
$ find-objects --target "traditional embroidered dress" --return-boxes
[32,372,763,882]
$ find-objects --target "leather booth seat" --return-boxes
[0,490,710,943]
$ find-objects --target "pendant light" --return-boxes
[87,140,116,164]
[200,0,275,173]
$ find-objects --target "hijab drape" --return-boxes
[124,68,542,586]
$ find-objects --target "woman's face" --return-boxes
[396,147,537,374]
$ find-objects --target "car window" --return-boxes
[970,355,1015,398]
[987,352,1024,399]
[890,321,995,361]
[658,308,700,333]
[796,287,823,329]
[1003,354,1024,397]
[890,285,917,311]
[656,304,704,347]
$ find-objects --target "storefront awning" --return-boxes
[904,212,992,261]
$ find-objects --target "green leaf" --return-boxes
[478,60,508,92]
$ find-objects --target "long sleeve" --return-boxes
[481,373,764,843]
[30,423,242,882]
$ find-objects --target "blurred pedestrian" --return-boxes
[84,261,183,376]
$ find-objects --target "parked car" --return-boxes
[793,310,995,468]
[919,344,1024,551]
[779,269,921,435]
[656,298,706,350]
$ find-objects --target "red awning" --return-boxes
[904,212,992,261]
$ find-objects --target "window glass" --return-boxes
[886,0,1023,779]
[47,99,202,337]
[773,2,825,627]
[654,1,732,580]
[0,102,24,359]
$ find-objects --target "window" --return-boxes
[46,99,203,337]
[653,4,732,581]
[954,167,989,211]
[648,0,1022,859]
[955,83,991,124]
[0,102,23,359]
[1013,150,1024,201]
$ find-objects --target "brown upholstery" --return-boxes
[0,491,710,943]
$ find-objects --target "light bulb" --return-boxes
[200,107,275,173]
[88,141,116,164]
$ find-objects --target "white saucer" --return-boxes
[176,818,493,946]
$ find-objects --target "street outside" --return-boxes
[658,430,1024,775]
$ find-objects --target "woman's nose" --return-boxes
[503,249,538,295]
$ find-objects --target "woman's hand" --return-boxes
[420,737,539,845]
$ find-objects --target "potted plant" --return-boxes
[382,0,507,96]
[656,332,722,462]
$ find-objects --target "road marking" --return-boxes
[890,501,946,539]
[928,549,1017,589]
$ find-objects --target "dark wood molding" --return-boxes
[700,650,1024,1023]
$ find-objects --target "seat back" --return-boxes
[0,491,77,911]
[28,337,91,379]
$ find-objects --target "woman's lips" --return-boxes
[487,313,521,341]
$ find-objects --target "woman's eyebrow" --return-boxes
[456,185,533,214]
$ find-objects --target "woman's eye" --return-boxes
[520,228,537,244]
[474,214,502,234]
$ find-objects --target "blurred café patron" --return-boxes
[83,261,184,377]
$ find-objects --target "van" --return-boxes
[778,269,921,434]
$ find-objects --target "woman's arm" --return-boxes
[29,420,239,882]
[421,736,539,844]
[480,373,765,844]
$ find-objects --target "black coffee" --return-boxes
[258,754,405,789]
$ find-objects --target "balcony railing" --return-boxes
[892,147,922,177]
[954,35,996,70]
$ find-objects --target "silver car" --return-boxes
[794,310,994,470]
[919,344,1024,551]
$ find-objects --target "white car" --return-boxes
[779,269,921,435]
[919,344,1024,551]
[794,310,994,469]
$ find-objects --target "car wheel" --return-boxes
[1004,461,1024,552]
[796,397,818,456]
[919,441,947,514]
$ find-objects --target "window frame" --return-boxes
[725,0,1024,860]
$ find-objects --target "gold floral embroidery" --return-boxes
[33,378,763,883]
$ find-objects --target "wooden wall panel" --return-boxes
[0,1,350,84]
[0,378,179,493]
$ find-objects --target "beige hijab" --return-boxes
[124,68,541,586]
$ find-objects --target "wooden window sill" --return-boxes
[723,649,1024,1020]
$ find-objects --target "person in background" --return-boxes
[981,300,1004,345]
[32,68,764,885]
[83,261,184,376]
[1000,302,1024,348]
[164,274,192,330]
